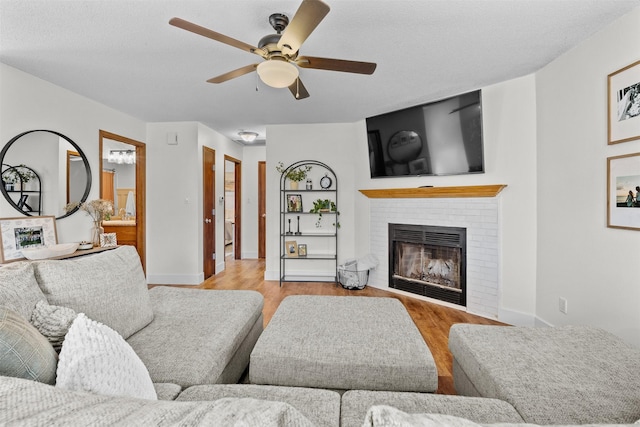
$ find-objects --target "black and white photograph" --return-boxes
[608,60,640,144]
[285,240,298,257]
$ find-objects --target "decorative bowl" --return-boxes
[21,242,80,260]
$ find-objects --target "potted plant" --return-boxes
[276,162,312,190]
[309,198,340,228]
[2,165,36,191]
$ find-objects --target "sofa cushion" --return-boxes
[30,300,77,352]
[0,375,314,426]
[0,261,46,320]
[56,313,157,400]
[0,306,57,384]
[126,287,263,387]
[177,383,341,427]
[340,390,524,427]
[33,246,153,339]
[449,324,640,425]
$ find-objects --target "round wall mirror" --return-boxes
[0,130,92,219]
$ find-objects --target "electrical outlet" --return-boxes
[559,297,568,314]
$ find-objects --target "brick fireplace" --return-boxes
[360,185,505,319]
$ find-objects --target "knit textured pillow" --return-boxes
[0,262,46,320]
[0,306,57,384]
[30,300,77,352]
[56,313,157,400]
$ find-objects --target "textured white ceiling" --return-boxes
[1,0,638,144]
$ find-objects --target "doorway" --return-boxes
[203,147,216,279]
[98,130,146,271]
[224,155,241,260]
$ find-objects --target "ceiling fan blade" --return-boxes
[207,64,258,84]
[296,56,377,74]
[169,17,266,57]
[278,0,330,56]
[288,78,310,100]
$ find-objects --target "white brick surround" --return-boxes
[368,197,501,319]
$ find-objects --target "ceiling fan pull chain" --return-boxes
[255,72,259,92]
[296,77,300,98]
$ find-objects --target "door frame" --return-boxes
[99,130,146,271]
[203,147,216,278]
[258,161,266,258]
[224,155,242,259]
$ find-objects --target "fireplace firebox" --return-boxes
[389,223,466,306]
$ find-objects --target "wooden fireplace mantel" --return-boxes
[358,185,507,199]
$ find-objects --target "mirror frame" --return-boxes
[0,129,92,219]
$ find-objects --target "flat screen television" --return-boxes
[366,90,484,178]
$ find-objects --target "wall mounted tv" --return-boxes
[366,90,484,178]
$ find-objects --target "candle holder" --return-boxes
[295,215,302,235]
[286,218,293,235]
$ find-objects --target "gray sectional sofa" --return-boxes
[1,245,639,426]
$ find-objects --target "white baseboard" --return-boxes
[241,251,258,259]
[147,273,204,286]
[498,307,536,326]
[264,270,279,281]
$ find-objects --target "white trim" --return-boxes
[498,307,536,326]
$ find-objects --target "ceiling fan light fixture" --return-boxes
[257,59,299,88]
[238,131,259,142]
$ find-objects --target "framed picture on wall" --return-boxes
[607,152,640,230]
[608,60,640,145]
[0,215,57,262]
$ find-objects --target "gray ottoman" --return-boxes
[449,324,640,425]
[249,295,438,392]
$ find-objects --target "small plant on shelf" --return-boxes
[309,198,340,228]
[275,162,312,182]
[3,165,36,184]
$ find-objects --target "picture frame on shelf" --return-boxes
[608,60,640,145]
[607,152,640,230]
[0,215,57,263]
[298,243,307,257]
[285,240,298,257]
[99,232,117,247]
[287,194,303,212]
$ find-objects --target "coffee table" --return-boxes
[249,295,438,392]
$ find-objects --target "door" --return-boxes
[225,155,242,260]
[203,147,216,278]
[258,161,266,258]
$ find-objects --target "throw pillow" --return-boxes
[364,406,482,427]
[0,262,46,320]
[31,300,77,352]
[0,306,57,384]
[32,246,154,339]
[56,313,157,400]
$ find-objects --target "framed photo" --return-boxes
[99,232,117,247]
[298,243,307,257]
[608,60,640,144]
[285,240,298,257]
[287,194,303,212]
[0,215,57,262]
[607,152,640,230]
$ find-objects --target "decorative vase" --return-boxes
[91,221,104,247]
[289,180,299,190]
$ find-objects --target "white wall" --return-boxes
[536,8,640,346]
[241,145,266,259]
[264,88,538,324]
[145,122,243,284]
[351,75,539,325]
[264,123,361,280]
[0,63,146,244]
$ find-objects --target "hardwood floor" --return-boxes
[186,258,505,395]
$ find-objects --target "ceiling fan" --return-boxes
[169,0,376,100]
